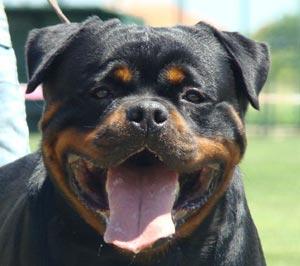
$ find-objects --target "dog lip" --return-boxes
[109,147,165,169]
[116,148,163,167]
[173,164,223,227]
[68,153,102,168]
[67,154,109,213]
[66,152,224,250]
[67,152,223,212]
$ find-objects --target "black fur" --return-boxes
[0,17,269,265]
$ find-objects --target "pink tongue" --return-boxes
[104,164,179,254]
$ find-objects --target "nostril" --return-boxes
[127,107,144,123]
[153,109,168,124]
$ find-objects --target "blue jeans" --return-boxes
[0,1,29,166]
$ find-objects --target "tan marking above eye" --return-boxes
[165,66,185,85]
[113,66,133,83]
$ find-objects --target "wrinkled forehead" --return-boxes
[103,24,224,67]
[54,21,231,93]
[74,22,227,72]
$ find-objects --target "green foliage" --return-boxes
[246,103,300,125]
[253,15,300,91]
[254,16,300,50]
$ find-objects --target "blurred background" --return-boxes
[3,0,300,265]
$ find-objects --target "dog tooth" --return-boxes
[209,164,220,170]
[68,155,79,164]
[174,182,180,200]
[205,175,214,191]
[158,155,163,162]
[85,161,94,171]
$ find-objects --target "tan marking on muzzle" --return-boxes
[42,128,106,234]
[169,110,189,134]
[103,106,127,127]
[169,107,244,237]
[176,137,242,238]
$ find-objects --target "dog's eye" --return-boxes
[91,87,111,99]
[182,88,204,104]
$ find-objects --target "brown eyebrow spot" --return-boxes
[113,66,133,83]
[165,66,185,85]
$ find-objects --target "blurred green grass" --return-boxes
[29,133,300,265]
[241,136,300,266]
[29,133,41,151]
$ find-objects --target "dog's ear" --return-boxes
[197,22,270,110]
[25,17,101,93]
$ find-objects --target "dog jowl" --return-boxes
[0,17,269,266]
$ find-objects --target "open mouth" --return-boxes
[67,149,223,253]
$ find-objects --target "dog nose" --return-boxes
[127,101,168,131]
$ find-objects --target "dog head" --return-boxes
[26,17,269,254]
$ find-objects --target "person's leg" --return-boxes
[0,1,30,166]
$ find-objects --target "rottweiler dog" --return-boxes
[0,17,269,266]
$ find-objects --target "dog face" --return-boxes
[26,17,269,254]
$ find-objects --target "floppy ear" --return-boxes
[197,22,270,109]
[25,17,101,93]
